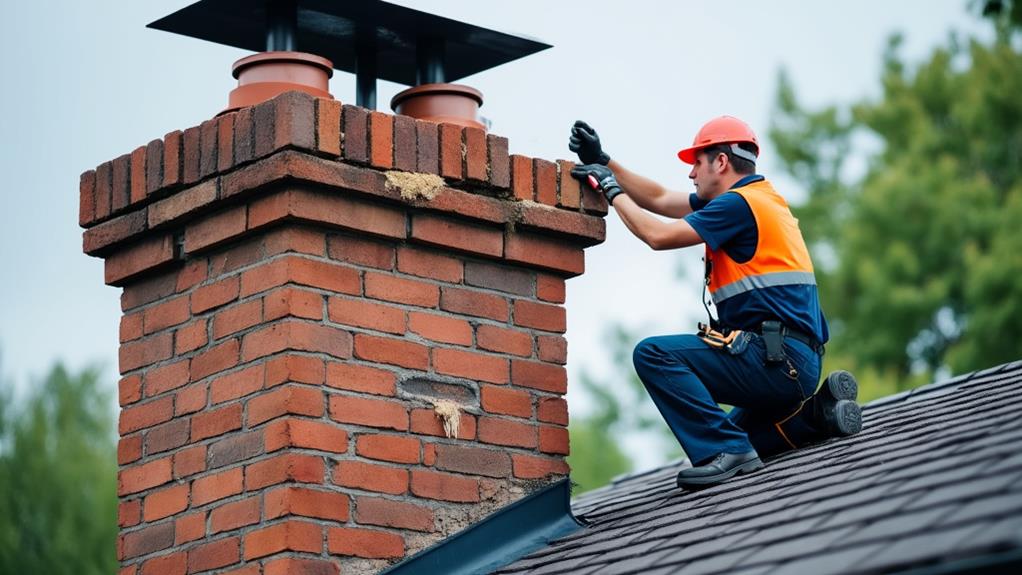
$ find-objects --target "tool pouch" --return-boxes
[761,320,786,363]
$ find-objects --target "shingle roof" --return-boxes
[495,360,1022,574]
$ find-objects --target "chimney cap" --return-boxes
[148,0,552,87]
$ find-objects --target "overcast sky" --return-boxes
[0,1,985,467]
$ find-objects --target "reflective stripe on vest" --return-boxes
[706,179,816,304]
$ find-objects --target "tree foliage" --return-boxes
[770,8,1022,392]
[0,363,117,575]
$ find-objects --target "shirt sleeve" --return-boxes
[683,192,756,252]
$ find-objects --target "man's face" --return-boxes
[689,151,724,199]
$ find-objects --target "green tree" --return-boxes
[0,362,117,575]
[770,8,1022,395]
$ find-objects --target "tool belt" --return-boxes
[752,320,825,359]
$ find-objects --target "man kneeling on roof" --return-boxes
[569,116,863,489]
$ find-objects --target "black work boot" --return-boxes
[676,450,763,489]
[813,370,862,437]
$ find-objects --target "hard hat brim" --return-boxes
[677,146,700,165]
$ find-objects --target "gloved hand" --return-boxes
[571,163,623,205]
[569,120,611,165]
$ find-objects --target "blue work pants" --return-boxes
[633,332,824,466]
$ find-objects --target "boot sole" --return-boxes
[832,400,863,436]
[676,457,764,488]
[823,370,859,403]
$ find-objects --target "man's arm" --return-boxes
[611,193,704,250]
[607,159,694,219]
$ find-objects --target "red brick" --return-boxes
[539,425,570,455]
[217,112,235,172]
[240,255,361,298]
[120,374,142,405]
[511,155,533,201]
[342,104,368,163]
[119,434,142,465]
[250,188,407,240]
[121,521,174,559]
[143,295,190,334]
[209,496,261,534]
[130,146,147,205]
[190,339,240,381]
[581,174,610,215]
[416,120,439,174]
[505,233,585,277]
[118,457,172,495]
[263,287,322,322]
[440,287,508,321]
[247,385,324,426]
[253,98,276,158]
[433,348,508,384]
[83,210,148,255]
[120,395,174,434]
[209,364,264,404]
[536,274,566,303]
[464,261,534,296]
[187,536,239,573]
[208,238,263,278]
[119,332,173,372]
[396,245,463,282]
[264,486,350,522]
[245,453,325,490]
[329,394,408,431]
[163,130,183,188]
[364,272,439,308]
[477,324,533,357]
[191,402,242,441]
[95,161,112,220]
[556,160,581,209]
[233,107,254,164]
[325,362,396,396]
[536,335,567,364]
[265,418,348,453]
[240,320,352,362]
[191,276,241,314]
[512,360,568,394]
[175,382,208,416]
[145,138,164,198]
[537,397,569,425]
[369,111,394,168]
[265,557,339,575]
[327,234,394,269]
[263,227,325,257]
[513,454,570,479]
[333,460,408,495]
[146,418,190,454]
[410,214,502,257]
[265,354,326,387]
[356,496,434,532]
[464,127,487,181]
[199,118,219,178]
[176,260,207,293]
[79,169,96,226]
[141,552,185,575]
[514,300,567,333]
[488,134,510,188]
[212,299,263,339]
[410,408,476,440]
[174,511,206,545]
[477,417,537,448]
[143,483,189,522]
[408,312,472,346]
[480,385,532,418]
[175,319,208,354]
[329,297,406,334]
[121,271,176,311]
[439,123,464,179]
[356,434,420,464]
[393,114,416,171]
[173,445,207,479]
[185,206,247,253]
[433,444,512,478]
[410,470,479,502]
[317,98,342,156]
[273,91,316,151]
[147,179,217,228]
[112,153,131,213]
[353,334,429,370]
[328,527,404,559]
[119,499,141,528]
[534,158,557,206]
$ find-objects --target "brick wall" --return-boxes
[81,91,606,575]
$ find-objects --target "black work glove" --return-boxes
[571,163,623,205]
[569,120,611,165]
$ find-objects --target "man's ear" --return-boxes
[713,152,729,174]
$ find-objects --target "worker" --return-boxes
[569,117,862,489]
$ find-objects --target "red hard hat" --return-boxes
[677,116,759,164]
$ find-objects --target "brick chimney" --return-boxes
[81,91,606,574]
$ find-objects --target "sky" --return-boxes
[0,1,987,468]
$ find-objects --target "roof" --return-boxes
[494,360,1022,575]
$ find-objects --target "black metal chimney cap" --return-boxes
[148,0,552,86]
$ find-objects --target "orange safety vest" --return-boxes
[705,180,816,305]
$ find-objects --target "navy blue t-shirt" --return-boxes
[683,176,829,344]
